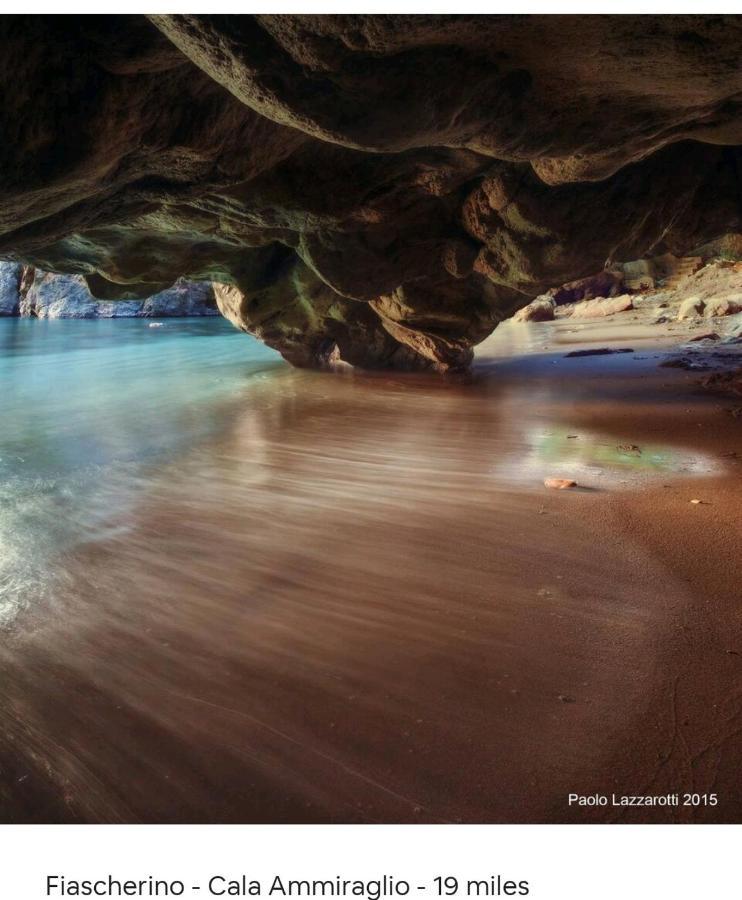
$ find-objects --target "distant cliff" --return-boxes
[0,262,21,315]
[0,263,218,318]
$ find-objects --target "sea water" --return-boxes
[0,316,721,630]
[0,317,282,625]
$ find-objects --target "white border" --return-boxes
[0,5,741,16]
[1,825,741,899]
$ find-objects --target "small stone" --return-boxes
[544,478,577,490]
[677,297,705,320]
[557,694,576,703]
[565,347,633,357]
[660,356,709,370]
[703,296,742,318]
[513,296,555,323]
[687,332,720,342]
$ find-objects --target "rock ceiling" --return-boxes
[1,15,740,368]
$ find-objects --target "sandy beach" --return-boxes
[0,309,739,824]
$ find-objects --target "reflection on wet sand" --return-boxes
[1,320,740,823]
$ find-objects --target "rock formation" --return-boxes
[512,297,555,323]
[0,261,22,315]
[0,15,740,368]
[505,250,742,326]
[0,262,217,318]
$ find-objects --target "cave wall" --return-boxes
[0,15,740,369]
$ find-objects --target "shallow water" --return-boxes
[0,318,281,624]
[0,316,738,823]
[2,316,717,628]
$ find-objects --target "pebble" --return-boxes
[544,478,577,490]
[564,347,633,357]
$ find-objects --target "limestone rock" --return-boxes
[692,233,742,261]
[703,296,742,318]
[677,297,706,320]
[544,478,577,490]
[513,296,555,323]
[568,295,633,319]
[10,266,217,318]
[0,261,22,315]
[141,282,218,318]
[20,271,104,318]
[0,16,740,368]
[552,271,624,305]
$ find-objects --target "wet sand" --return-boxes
[1,315,740,823]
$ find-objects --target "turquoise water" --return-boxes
[0,317,282,624]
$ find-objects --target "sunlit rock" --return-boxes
[568,295,634,319]
[513,297,555,323]
[703,296,742,318]
[0,261,22,316]
[678,297,706,320]
[0,262,217,318]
